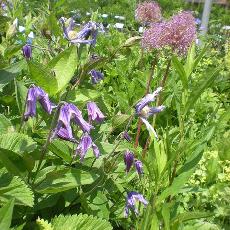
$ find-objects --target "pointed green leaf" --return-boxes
[0,199,14,230]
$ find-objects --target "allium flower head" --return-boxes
[168,11,196,54]
[142,11,196,54]
[24,85,53,121]
[87,101,105,123]
[135,1,162,24]
[22,44,32,59]
[124,191,148,217]
[124,151,134,173]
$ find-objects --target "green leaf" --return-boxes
[184,68,220,115]
[51,213,113,230]
[112,114,130,129]
[172,56,188,89]
[15,80,28,114]
[0,133,37,155]
[28,61,58,96]
[36,217,54,230]
[0,114,14,134]
[48,45,77,93]
[171,211,213,225]
[156,148,203,205]
[35,166,100,194]
[0,61,26,91]
[162,204,170,230]
[0,170,34,207]
[0,199,14,230]
[4,44,23,59]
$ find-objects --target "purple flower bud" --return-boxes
[135,160,143,175]
[75,134,100,161]
[22,44,32,59]
[135,87,162,115]
[123,131,131,142]
[75,134,93,161]
[24,85,53,121]
[88,69,104,84]
[124,151,134,173]
[87,101,105,123]
[92,143,100,158]
[124,191,148,217]
[56,126,77,143]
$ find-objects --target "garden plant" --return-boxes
[0,0,229,229]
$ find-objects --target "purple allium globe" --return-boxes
[135,1,162,24]
[142,11,196,54]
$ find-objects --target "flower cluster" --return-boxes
[142,11,196,54]
[59,17,100,45]
[124,151,143,175]
[24,85,104,160]
[135,1,162,24]
[135,87,165,139]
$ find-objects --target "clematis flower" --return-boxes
[24,85,53,121]
[22,44,32,59]
[135,160,143,175]
[88,69,104,84]
[52,103,93,141]
[123,131,131,142]
[56,126,77,143]
[59,17,99,45]
[135,87,165,139]
[87,101,105,123]
[124,191,148,217]
[75,133,100,161]
[124,151,134,173]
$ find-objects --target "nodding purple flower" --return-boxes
[24,85,53,121]
[53,103,93,140]
[87,101,105,123]
[135,87,162,116]
[123,131,131,142]
[135,1,162,24]
[124,191,148,217]
[135,87,165,140]
[22,44,32,59]
[89,69,104,84]
[135,160,143,175]
[59,17,99,45]
[124,151,134,173]
[56,126,77,143]
[75,133,100,161]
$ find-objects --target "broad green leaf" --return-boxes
[184,68,220,115]
[0,199,14,230]
[67,88,100,103]
[184,44,195,78]
[154,140,167,177]
[172,56,188,89]
[162,204,170,230]
[0,133,37,155]
[0,60,26,91]
[51,213,113,230]
[112,114,130,129]
[0,170,34,207]
[4,44,23,59]
[0,114,14,134]
[28,61,58,96]
[15,80,28,114]
[35,166,100,194]
[48,45,77,93]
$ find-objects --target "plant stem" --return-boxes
[32,103,63,185]
[142,58,171,157]
[134,57,157,149]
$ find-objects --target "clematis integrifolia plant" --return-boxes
[124,192,148,217]
[87,101,105,123]
[59,17,100,45]
[23,85,54,121]
[135,87,165,139]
